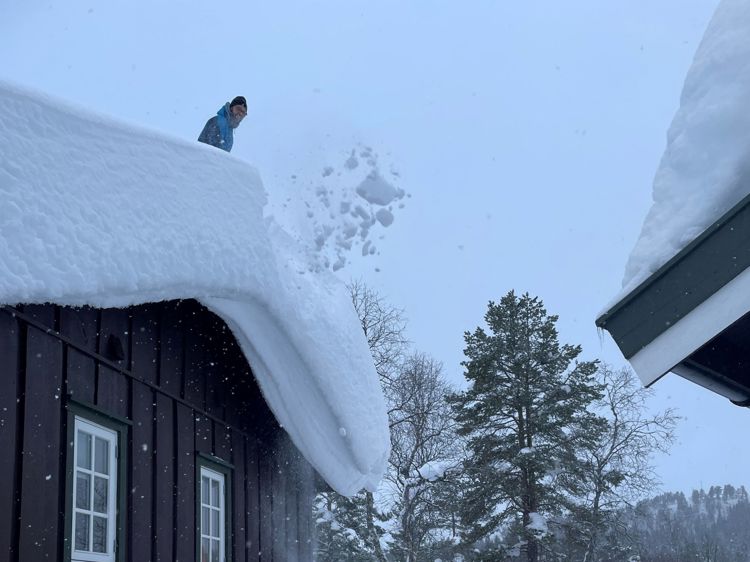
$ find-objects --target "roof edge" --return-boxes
[597,189,750,329]
[624,261,750,389]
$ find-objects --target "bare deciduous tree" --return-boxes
[388,352,462,562]
[348,279,408,389]
[348,280,410,561]
[577,364,678,562]
[314,281,409,562]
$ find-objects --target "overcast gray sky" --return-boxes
[2,0,742,495]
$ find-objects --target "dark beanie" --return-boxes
[230,96,247,109]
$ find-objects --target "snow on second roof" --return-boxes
[0,80,389,496]
[621,0,750,295]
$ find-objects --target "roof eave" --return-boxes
[597,190,750,400]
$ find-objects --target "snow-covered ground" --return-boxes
[0,80,389,496]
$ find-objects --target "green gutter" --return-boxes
[596,189,750,358]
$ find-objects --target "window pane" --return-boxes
[94,437,109,474]
[92,516,107,553]
[211,479,219,507]
[211,538,219,562]
[201,476,210,504]
[76,472,91,510]
[75,512,90,551]
[211,509,220,538]
[201,538,210,562]
[201,506,209,536]
[77,431,92,469]
[94,476,108,513]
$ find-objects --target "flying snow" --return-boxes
[268,143,408,273]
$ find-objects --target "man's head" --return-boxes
[229,96,247,128]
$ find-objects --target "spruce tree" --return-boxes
[314,490,388,561]
[450,291,603,562]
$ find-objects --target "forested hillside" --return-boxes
[628,485,750,562]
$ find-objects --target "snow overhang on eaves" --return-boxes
[597,191,750,405]
[0,80,390,496]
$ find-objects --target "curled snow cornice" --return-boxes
[0,80,389,495]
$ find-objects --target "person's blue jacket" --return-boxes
[198,103,234,152]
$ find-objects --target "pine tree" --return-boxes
[449,291,604,562]
[314,491,384,561]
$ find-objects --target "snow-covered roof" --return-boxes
[602,0,750,388]
[623,0,750,293]
[0,80,389,496]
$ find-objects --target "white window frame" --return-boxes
[71,416,118,562]
[199,466,227,562]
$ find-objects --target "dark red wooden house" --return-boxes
[0,83,389,562]
[0,299,315,562]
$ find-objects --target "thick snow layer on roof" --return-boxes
[621,0,750,294]
[0,80,389,496]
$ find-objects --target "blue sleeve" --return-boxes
[198,117,222,149]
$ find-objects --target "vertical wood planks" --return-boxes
[296,458,315,560]
[154,393,175,562]
[232,431,247,562]
[0,309,20,559]
[245,436,261,562]
[159,301,185,398]
[60,307,97,404]
[204,332,224,421]
[0,300,315,562]
[130,381,154,562]
[97,309,130,418]
[215,424,233,464]
[284,442,300,562]
[195,415,213,456]
[270,438,287,562]
[131,305,159,387]
[259,437,274,562]
[175,404,195,562]
[183,306,206,410]
[18,305,63,561]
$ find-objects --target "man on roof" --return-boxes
[198,96,247,152]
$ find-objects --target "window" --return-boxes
[196,455,232,562]
[71,417,118,562]
[199,465,227,562]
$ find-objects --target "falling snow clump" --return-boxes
[274,144,408,272]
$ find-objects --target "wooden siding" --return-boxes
[0,299,315,562]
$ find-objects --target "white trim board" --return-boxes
[628,263,750,396]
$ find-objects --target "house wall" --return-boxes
[0,299,314,562]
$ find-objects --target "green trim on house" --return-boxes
[195,454,234,562]
[65,395,134,427]
[596,191,750,359]
[63,399,129,562]
[197,452,234,471]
